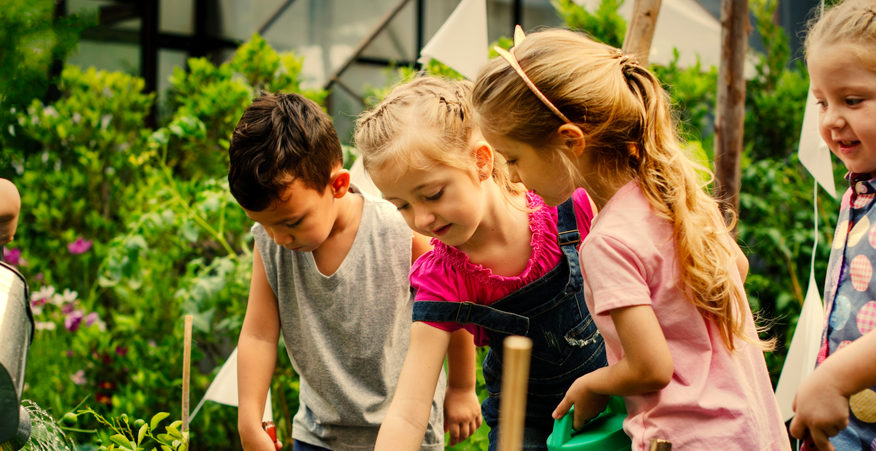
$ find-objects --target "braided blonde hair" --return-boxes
[805,0,876,68]
[472,28,757,351]
[354,76,524,199]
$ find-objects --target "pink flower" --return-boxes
[3,248,21,265]
[64,310,84,332]
[84,312,100,327]
[67,237,92,255]
[70,370,86,385]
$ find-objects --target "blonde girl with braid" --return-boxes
[789,1,876,449]
[471,28,789,450]
[355,76,607,450]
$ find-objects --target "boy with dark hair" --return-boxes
[229,92,477,450]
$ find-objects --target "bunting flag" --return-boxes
[774,272,825,421]
[418,0,488,80]
[798,87,837,198]
[350,157,382,198]
[190,347,273,422]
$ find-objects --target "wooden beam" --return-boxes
[714,0,749,230]
[323,0,412,91]
[622,0,661,66]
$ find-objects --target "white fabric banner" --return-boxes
[798,87,837,198]
[418,0,488,80]
[190,347,273,422]
[774,272,825,421]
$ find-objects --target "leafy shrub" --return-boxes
[13,34,326,450]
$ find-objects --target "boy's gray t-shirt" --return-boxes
[252,191,445,450]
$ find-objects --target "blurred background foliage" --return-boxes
[3,0,841,449]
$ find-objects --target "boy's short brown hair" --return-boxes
[228,92,343,211]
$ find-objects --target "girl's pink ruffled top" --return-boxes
[410,189,593,346]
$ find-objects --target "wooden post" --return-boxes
[622,0,662,66]
[714,0,749,231]
[182,315,193,441]
[498,336,532,451]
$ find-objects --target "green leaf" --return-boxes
[109,433,133,449]
[181,220,198,242]
[150,412,170,431]
[137,424,147,444]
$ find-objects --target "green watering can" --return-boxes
[546,396,631,450]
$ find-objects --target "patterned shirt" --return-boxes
[818,173,876,450]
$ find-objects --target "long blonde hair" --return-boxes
[472,28,753,350]
[805,0,876,66]
[354,76,523,199]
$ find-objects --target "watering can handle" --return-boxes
[554,397,624,441]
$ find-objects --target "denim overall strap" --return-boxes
[555,197,583,292]
[411,301,529,336]
[478,199,606,450]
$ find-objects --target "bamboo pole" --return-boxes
[498,335,533,451]
[181,314,193,441]
[622,0,662,66]
[714,0,750,232]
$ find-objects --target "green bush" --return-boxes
[11,34,325,449]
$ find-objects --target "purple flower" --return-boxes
[84,312,100,327]
[67,237,92,255]
[115,346,128,357]
[3,248,21,265]
[64,310,84,332]
[62,303,74,314]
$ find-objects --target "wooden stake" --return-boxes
[182,314,193,440]
[622,0,662,66]
[714,0,749,232]
[498,335,532,451]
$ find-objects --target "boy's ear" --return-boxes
[473,141,494,181]
[557,123,586,157]
[330,169,351,198]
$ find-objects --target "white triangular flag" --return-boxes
[798,87,837,198]
[350,156,382,198]
[774,272,825,421]
[418,0,488,80]
[189,347,272,422]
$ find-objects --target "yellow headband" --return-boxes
[493,25,571,124]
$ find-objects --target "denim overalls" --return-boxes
[412,198,608,450]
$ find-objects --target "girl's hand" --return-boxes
[552,375,610,431]
[239,421,280,451]
[443,385,482,445]
[789,374,848,451]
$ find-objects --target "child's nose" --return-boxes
[822,108,845,130]
[269,228,293,246]
[412,205,435,230]
[508,167,522,184]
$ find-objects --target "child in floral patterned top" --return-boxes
[790,1,876,449]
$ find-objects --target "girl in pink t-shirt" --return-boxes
[471,27,790,450]
[355,76,607,450]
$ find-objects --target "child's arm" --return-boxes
[789,329,876,450]
[411,231,433,263]
[238,247,282,451]
[443,329,482,445]
[376,322,452,450]
[553,304,673,430]
[0,178,20,245]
